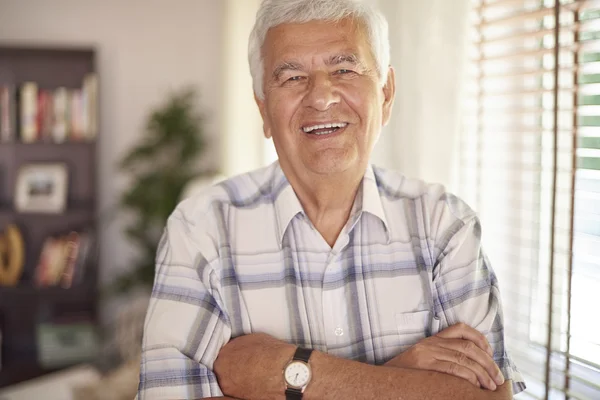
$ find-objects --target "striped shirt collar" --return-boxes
[272,163,390,247]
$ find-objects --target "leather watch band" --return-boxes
[285,388,304,400]
[293,347,313,363]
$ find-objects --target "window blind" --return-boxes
[462,0,600,399]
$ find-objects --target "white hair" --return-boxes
[248,0,390,99]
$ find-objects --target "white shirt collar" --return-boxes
[273,163,390,248]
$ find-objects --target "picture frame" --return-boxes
[14,163,68,213]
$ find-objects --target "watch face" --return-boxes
[284,361,311,389]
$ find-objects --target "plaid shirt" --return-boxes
[138,162,525,399]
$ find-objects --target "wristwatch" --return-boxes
[283,347,313,400]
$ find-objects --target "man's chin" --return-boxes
[304,154,361,177]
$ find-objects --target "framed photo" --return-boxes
[14,163,68,213]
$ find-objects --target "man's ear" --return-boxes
[381,66,396,127]
[254,93,272,139]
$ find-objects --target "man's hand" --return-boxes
[213,333,296,400]
[385,323,505,390]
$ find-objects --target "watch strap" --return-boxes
[285,388,304,400]
[293,347,313,363]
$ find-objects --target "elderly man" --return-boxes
[138,0,525,399]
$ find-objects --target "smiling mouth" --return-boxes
[302,122,348,136]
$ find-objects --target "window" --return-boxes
[462,0,600,398]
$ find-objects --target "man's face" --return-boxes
[255,18,395,179]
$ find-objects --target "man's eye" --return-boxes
[287,76,304,82]
[337,69,354,74]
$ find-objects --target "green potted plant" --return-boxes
[112,87,210,293]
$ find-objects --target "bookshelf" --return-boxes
[0,45,100,388]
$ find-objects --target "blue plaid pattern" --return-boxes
[138,162,525,399]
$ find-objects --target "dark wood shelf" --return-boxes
[0,206,96,219]
[0,143,97,207]
[0,45,100,389]
[0,282,97,301]
[0,46,95,89]
[0,140,96,146]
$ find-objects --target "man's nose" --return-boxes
[303,72,340,111]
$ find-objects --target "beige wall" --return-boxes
[374,0,470,189]
[0,0,224,285]
[221,0,267,177]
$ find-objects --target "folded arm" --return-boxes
[308,350,513,400]
[213,333,512,400]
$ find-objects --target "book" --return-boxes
[37,90,54,141]
[82,74,98,140]
[41,90,55,140]
[0,85,16,142]
[71,231,96,286]
[35,230,94,287]
[19,82,39,143]
[35,237,66,286]
[52,87,69,143]
[69,89,84,140]
[59,231,81,288]
[3,77,98,144]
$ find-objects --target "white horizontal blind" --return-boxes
[462,0,600,399]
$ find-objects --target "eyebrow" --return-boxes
[326,53,361,67]
[271,53,365,81]
[272,61,303,81]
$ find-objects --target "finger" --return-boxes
[433,346,498,390]
[432,360,481,388]
[435,338,504,386]
[436,323,493,357]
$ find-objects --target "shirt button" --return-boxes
[334,327,344,336]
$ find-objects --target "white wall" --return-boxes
[374,0,470,190]
[0,0,224,286]
[221,0,266,177]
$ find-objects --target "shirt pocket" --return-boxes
[395,310,431,349]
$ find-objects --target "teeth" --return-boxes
[302,122,348,133]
